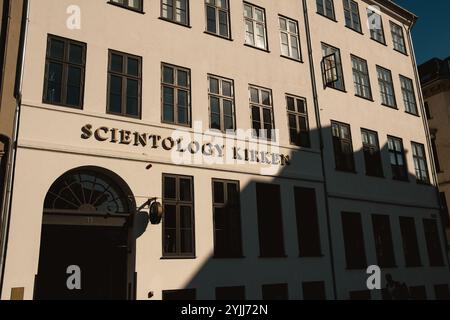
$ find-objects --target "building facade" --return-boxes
[419,56,450,251]
[0,0,26,300]
[0,0,449,300]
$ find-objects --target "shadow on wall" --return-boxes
[134,125,443,300]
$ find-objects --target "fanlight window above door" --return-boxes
[44,169,131,214]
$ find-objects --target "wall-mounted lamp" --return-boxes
[137,197,164,225]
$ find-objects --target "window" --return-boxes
[388,136,408,181]
[399,75,417,115]
[107,50,142,118]
[331,121,355,172]
[256,183,285,257]
[367,9,385,44]
[262,284,288,300]
[341,212,367,269]
[279,16,301,61]
[351,55,372,100]
[162,289,196,300]
[390,22,406,54]
[205,0,230,38]
[431,133,441,172]
[162,63,191,126]
[399,217,421,267]
[434,284,450,300]
[249,86,275,140]
[412,142,430,184]
[208,75,235,132]
[349,290,372,300]
[43,35,86,109]
[440,193,449,227]
[161,0,189,26]
[212,179,243,258]
[316,0,335,20]
[361,129,383,177]
[343,0,361,32]
[423,219,445,266]
[294,187,322,257]
[287,95,310,147]
[377,66,396,108]
[244,3,268,50]
[322,44,345,91]
[216,286,246,300]
[162,174,195,257]
[372,214,396,268]
[109,0,143,11]
[302,282,326,300]
[409,286,427,300]
[424,102,432,119]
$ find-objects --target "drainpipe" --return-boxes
[302,0,337,299]
[406,18,450,268]
[0,0,29,298]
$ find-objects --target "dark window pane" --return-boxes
[163,289,196,300]
[163,66,174,84]
[109,75,122,113]
[250,88,259,103]
[69,44,83,64]
[163,87,175,122]
[164,205,176,228]
[214,181,225,204]
[180,206,192,228]
[111,54,123,73]
[262,284,288,300]
[164,177,176,199]
[372,215,396,268]
[46,62,63,103]
[423,219,445,266]
[210,78,219,94]
[179,178,192,201]
[256,183,285,257]
[219,10,229,37]
[295,187,321,257]
[50,39,65,59]
[222,81,232,97]
[303,282,326,300]
[350,290,371,300]
[261,91,270,105]
[287,97,295,111]
[216,286,246,300]
[399,217,421,267]
[66,66,82,106]
[178,70,188,87]
[127,57,139,76]
[126,79,139,116]
[341,212,367,269]
[206,6,217,33]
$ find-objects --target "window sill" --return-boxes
[244,43,270,53]
[158,17,191,29]
[204,31,233,41]
[345,25,364,35]
[259,255,288,259]
[42,101,84,110]
[405,110,420,117]
[335,168,357,174]
[370,37,387,46]
[355,94,374,102]
[366,173,385,179]
[381,103,398,110]
[161,120,192,129]
[280,55,303,63]
[394,48,408,57]
[326,86,347,93]
[416,180,431,186]
[392,177,410,183]
[299,254,324,258]
[160,256,197,260]
[213,256,245,259]
[107,1,145,14]
[106,110,142,120]
[316,12,338,23]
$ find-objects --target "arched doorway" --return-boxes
[34,167,136,300]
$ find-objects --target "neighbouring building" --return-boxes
[0,0,26,301]
[419,56,450,252]
[0,0,449,300]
